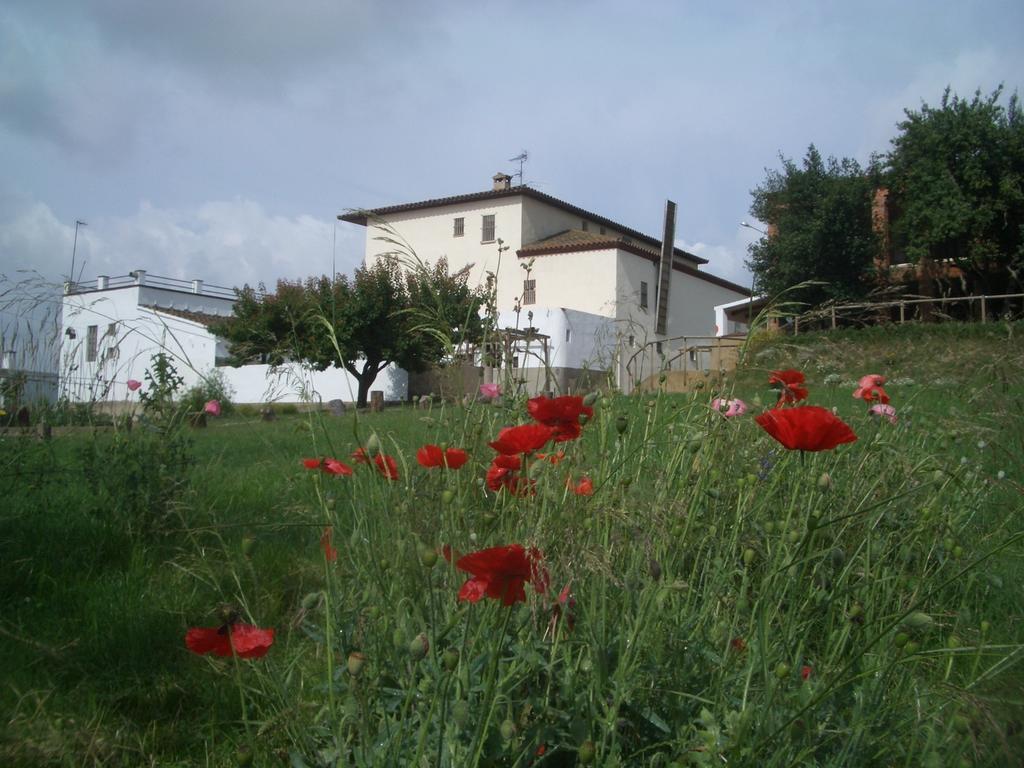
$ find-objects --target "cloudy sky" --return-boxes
[2,0,1022,296]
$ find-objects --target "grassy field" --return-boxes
[2,321,1023,767]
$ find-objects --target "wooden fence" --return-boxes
[791,292,1024,334]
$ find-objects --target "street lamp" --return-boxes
[740,221,767,236]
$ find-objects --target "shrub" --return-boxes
[181,369,235,417]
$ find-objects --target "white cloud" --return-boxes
[0,196,364,289]
[678,231,756,289]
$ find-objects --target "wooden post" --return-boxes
[830,306,836,330]
[370,391,384,412]
[980,295,987,323]
[899,303,905,324]
[793,316,799,335]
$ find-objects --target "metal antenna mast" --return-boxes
[69,220,87,285]
[508,151,528,186]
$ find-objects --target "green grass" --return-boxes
[2,322,1023,766]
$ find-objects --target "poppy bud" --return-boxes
[980,620,991,635]
[452,701,471,728]
[578,740,596,764]
[408,633,429,661]
[743,548,756,566]
[365,432,381,457]
[442,649,459,671]
[347,651,367,676]
[236,745,254,766]
[818,472,832,490]
[952,715,970,735]
[419,546,438,568]
[441,489,455,506]
[893,632,909,648]
[903,640,920,654]
[774,662,790,680]
[615,415,628,435]
[241,535,256,558]
[583,391,600,407]
[829,547,845,570]
[500,719,517,741]
[902,612,934,633]
[301,591,321,610]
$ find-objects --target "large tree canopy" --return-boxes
[886,86,1024,293]
[746,145,881,306]
[211,258,484,407]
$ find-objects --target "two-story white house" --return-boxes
[341,173,750,393]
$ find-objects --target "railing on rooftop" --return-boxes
[64,272,237,300]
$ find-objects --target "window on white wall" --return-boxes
[565,328,571,343]
[86,325,98,362]
[523,279,536,305]
[481,214,496,242]
[640,281,649,309]
[453,217,464,237]
[581,220,589,231]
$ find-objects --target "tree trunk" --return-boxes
[346,359,385,409]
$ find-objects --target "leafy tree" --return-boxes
[211,258,484,408]
[886,86,1024,293]
[746,146,881,306]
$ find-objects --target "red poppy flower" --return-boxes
[730,637,747,653]
[527,395,593,442]
[351,447,370,464]
[567,475,594,496]
[185,622,275,658]
[768,369,809,407]
[320,526,338,562]
[455,544,547,605]
[801,665,812,681]
[755,406,857,452]
[373,453,399,480]
[416,444,469,470]
[486,454,534,495]
[488,423,555,455]
[303,457,353,476]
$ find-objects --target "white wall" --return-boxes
[219,361,408,404]
[522,248,620,317]
[61,288,223,402]
[362,198,525,310]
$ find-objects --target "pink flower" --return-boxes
[868,403,898,424]
[204,400,221,416]
[126,379,142,392]
[853,374,890,404]
[712,397,747,417]
[479,382,501,399]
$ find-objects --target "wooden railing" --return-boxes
[790,292,1024,334]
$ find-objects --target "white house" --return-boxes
[59,271,408,405]
[341,173,750,392]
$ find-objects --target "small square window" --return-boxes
[482,214,496,242]
[656,341,663,355]
[628,335,635,347]
[86,325,98,362]
[581,220,589,231]
[453,217,464,237]
[565,328,571,343]
[523,279,536,305]
[599,225,606,235]
[640,281,649,309]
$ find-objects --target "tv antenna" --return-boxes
[69,220,87,285]
[508,150,528,186]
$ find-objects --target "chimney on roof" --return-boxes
[493,172,512,192]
